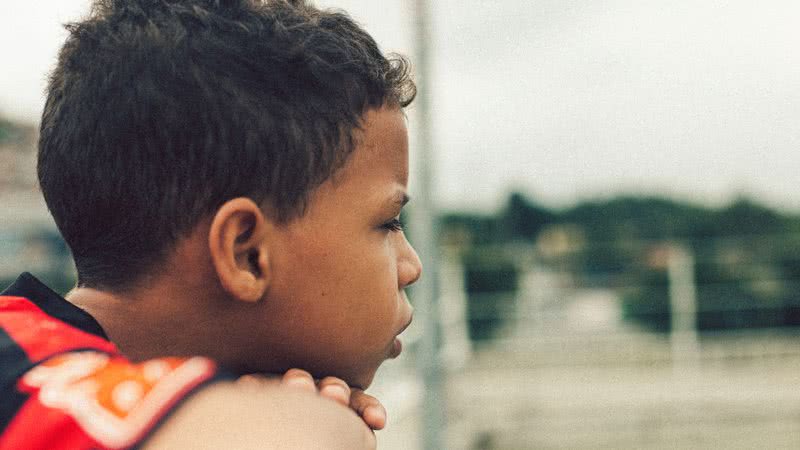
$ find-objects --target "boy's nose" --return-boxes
[398,241,422,289]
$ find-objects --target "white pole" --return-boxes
[439,246,471,370]
[668,244,700,373]
[410,0,446,449]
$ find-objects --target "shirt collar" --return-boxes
[1,272,108,340]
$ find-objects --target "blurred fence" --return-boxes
[380,235,800,449]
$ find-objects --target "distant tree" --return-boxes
[711,197,788,236]
[0,117,15,143]
[462,253,518,344]
[440,212,502,246]
[499,192,556,242]
[560,196,716,242]
[439,192,800,333]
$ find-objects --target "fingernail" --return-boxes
[284,376,314,389]
[365,405,387,428]
[321,384,348,399]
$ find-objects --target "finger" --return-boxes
[350,389,387,430]
[236,374,276,388]
[316,376,351,407]
[280,368,316,393]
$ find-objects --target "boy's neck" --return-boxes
[64,222,228,364]
[66,284,198,362]
[65,265,248,372]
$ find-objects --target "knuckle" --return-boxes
[353,392,379,406]
[320,376,348,388]
[281,369,316,390]
[284,368,311,378]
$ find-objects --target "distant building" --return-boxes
[0,117,38,194]
[1,116,51,228]
[0,116,67,285]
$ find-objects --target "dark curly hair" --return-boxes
[38,0,416,290]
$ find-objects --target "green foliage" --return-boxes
[443,191,800,335]
[0,119,13,143]
[711,198,788,236]
[440,213,502,246]
[499,192,556,241]
[621,270,670,332]
[0,116,26,144]
[462,254,518,343]
[560,196,716,242]
[623,258,800,332]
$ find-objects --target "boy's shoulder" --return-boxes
[0,273,222,449]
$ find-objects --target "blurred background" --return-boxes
[2,0,800,448]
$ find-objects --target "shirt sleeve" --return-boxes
[1,350,226,450]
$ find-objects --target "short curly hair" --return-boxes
[38,0,416,290]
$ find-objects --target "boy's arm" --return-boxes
[141,380,376,449]
[239,368,388,430]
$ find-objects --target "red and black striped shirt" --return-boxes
[0,273,222,449]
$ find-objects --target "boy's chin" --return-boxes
[326,367,377,391]
[349,374,375,391]
[326,364,381,391]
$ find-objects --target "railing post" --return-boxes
[410,0,446,448]
[439,246,471,369]
[668,244,700,372]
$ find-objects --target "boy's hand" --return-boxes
[237,369,387,430]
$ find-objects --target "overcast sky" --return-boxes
[2,0,799,213]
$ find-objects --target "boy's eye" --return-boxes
[382,218,404,232]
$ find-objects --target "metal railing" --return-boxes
[417,236,800,449]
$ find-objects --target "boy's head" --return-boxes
[38,0,421,388]
[39,0,415,289]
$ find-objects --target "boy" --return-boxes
[0,0,421,448]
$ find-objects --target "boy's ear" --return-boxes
[208,197,272,303]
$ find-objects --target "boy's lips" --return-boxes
[398,314,413,334]
[389,314,414,359]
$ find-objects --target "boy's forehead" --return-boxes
[306,107,409,215]
[357,108,409,181]
[329,107,409,188]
